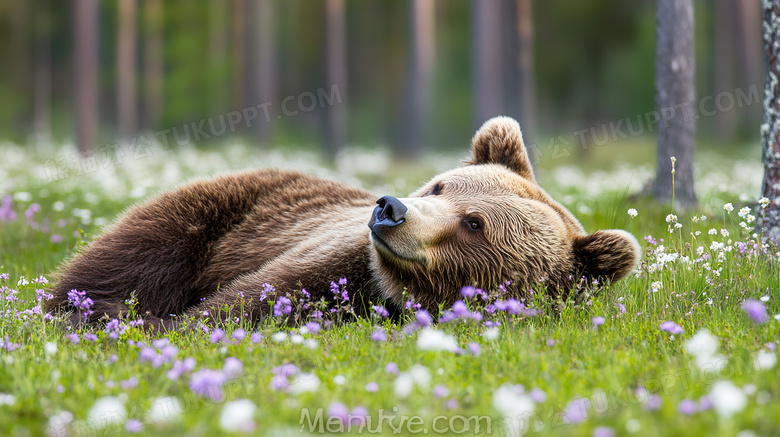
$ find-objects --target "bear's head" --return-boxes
[368,116,641,311]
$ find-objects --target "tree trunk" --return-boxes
[143,0,163,131]
[254,0,276,145]
[472,0,503,128]
[325,0,347,154]
[758,0,780,243]
[516,0,535,146]
[713,0,737,141]
[117,0,137,138]
[33,0,51,147]
[400,0,435,157]
[652,0,697,208]
[75,0,99,154]
[233,0,248,111]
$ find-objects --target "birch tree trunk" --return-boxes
[758,0,780,243]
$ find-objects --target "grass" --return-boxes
[0,140,778,436]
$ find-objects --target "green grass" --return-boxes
[0,142,778,436]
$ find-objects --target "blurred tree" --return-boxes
[515,0,534,146]
[652,0,697,208]
[325,0,346,153]
[758,0,780,243]
[713,0,736,141]
[737,0,763,131]
[233,0,247,110]
[253,0,276,144]
[33,0,51,146]
[143,0,163,131]
[400,0,435,157]
[75,0,98,153]
[117,0,137,137]
[207,0,229,117]
[471,0,503,128]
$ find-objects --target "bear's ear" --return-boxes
[466,116,536,182]
[573,230,641,283]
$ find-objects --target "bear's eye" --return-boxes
[426,182,444,196]
[464,218,483,231]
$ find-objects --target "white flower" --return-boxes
[417,327,459,352]
[710,241,725,251]
[289,334,304,344]
[674,223,682,229]
[394,373,414,398]
[220,399,256,432]
[684,329,719,359]
[650,281,663,293]
[44,342,57,356]
[759,197,770,208]
[754,350,777,371]
[46,411,74,437]
[721,228,730,238]
[303,339,318,349]
[0,393,16,406]
[625,419,640,433]
[746,214,755,223]
[332,375,346,385]
[147,396,183,423]
[665,214,678,224]
[700,215,707,221]
[409,364,431,388]
[17,276,29,286]
[738,206,751,218]
[287,373,320,395]
[627,208,638,218]
[709,381,747,417]
[483,327,500,340]
[492,384,534,419]
[723,203,734,212]
[708,228,717,235]
[87,397,126,429]
[271,332,287,343]
[760,295,770,302]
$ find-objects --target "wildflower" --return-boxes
[660,321,684,335]
[83,333,97,342]
[327,402,349,424]
[742,299,768,324]
[644,235,658,245]
[678,399,697,415]
[272,296,292,317]
[483,327,500,340]
[529,388,547,403]
[754,350,777,371]
[594,427,615,437]
[365,382,379,392]
[708,228,717,235]
[271,332,287,342]
[223,357,243,378]
[417,327,459,352]
[385,362,399,374]
[120,377,138,390]
[665,214,678,224]
[738,206,751,219]
[209,328,225,344]
[220,399,256,432]
[231,329,246,341]
[651,281,663,293]
[371,329,388,342]
[562,397,589,424]
[303,322,321,334]
[627,208,638,218]
[287,373,321,395]
[66,333,80,344]
[189,369,227,402]
[333,375,347,385]
[723,203,734,212]
[125,419,143,433]
[44,342,57,356]
[759,197,770,208]
[371,305,389,318]
[493,384,534,421]
[147,396,183,424]
[250,332,263,343]
[87,397,126,429]
[709,381,746,417]
[467,342,481,356]
[460,286,476,298]
[546,339,555,347]
[592,316,605,326]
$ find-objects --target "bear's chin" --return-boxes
[369,231,427,266]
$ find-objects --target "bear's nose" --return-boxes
[368,195,408,231]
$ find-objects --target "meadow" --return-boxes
[0,140,778,437]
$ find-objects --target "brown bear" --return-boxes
[47,117,640,326]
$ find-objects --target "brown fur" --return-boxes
[47,116,641,324]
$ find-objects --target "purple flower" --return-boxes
[660,321,684,335]
[385,362,399,375]
[139,347,158,363]
[698,396,713,411]
[460,286,476,298]
[562,397,589,424]
[593,426,615,437]
[642,393,662,411]
[350,406,368,426]
[433,384,449,398]
[546,339,555,347]
[678,399,697,415]
[0,195,17,222]
[365,382,379,392]
[273,296,292,317]
[372,305,390,318]
[66,333,80,344]
[304,322,321,334]
[445,399,458,409]
[250,332,263,343]
[125,419,143,433]
[530,388,547,403]
[209,328,225,344]
[260,283,275,300]
[269,363,299,391]
[120,377,138,390]
[327,402,349,424]
[370,328,388,342]
[467,342,481,356]
[232,329,246,341]
[415,310,432,327]
[223,357,243,378]
[0,273,8,281]
[615,303,626,314]
[83,333,97,342]
[189,369,226,401]
[742,299,768,324]
[644,235,657,245]
[592,316,605,326]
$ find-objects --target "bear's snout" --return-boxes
[368,195,407,234]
